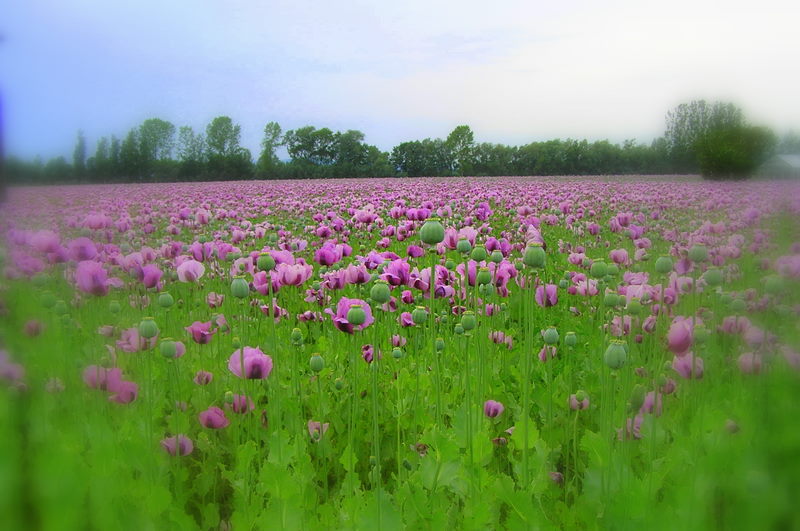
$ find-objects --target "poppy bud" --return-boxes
[565,331,577,347]
[456,239,472,254]
[471,245,487,262]
[704,268,723,287]
[542,327,559,345]
[334,378,344,391]
[370,280,391,304]
[590,260,607,278]
[291,328,303,344]
[230,276,250,299]
[688,245,708,263]
[138,317,159,339]
[490,250,503,263]
[41,292,56,309]
[476,267,492,285]
[604,340,627,370]
[629,384,646,412]
[347,304,367,326]
[257,253,276,272]
[435,338,445,352]
[655,255,673,275]
[160,338,177,358]
[309,354,325,372]
[158,291,175,308]
[232,337,242,349]
[420,218,445,245]
[411,306,428,325]
[523,242,545,268]
[460,311,477,331]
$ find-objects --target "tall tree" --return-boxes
[73,130,86,179]
[206,116,242,157]
[665,100,744,172]
[119,129,142,179]
[139,118,176,161]
[257,121,283,177]
[445,125,475,175]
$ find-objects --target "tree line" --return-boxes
[5,100,793,184]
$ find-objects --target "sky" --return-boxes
[2,0,799,160]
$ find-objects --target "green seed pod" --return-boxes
[370,280,391,304]
[764,275,784,296]
[575,389,587,402]
[420,218,445,245]
[445,259,456,270]
[53,300,68,316]
[565,331,577,347]
[731,298,746,313]
[347,304,367,326]
[224,391,234,404]
[606,263,620,277]
[693,325,709,344]
[523,242,546,269]
[257,253,276,272]
[477,267,492,285]
[590,259,607,278]
[471,245,488,262]
[138,317,159,339]
[515,262,524,271]
[490,250,503,263]
[309,354,325,372]
[230,276,250,299]
[334,378,344,391]
[158,291,175,308]
[41,292,56,309]
[603,292,619,307]
[479,283,496,297]
[656,374,668,388]
[392,347,404,359]
[704,268,723,287]
[108,300,121,314]
[655,255,674,275]
[160,339,177,358]
[558,279,569,289]
[688,245,708,263]
[435,337,445,352]
[719,293,732,306]
[456,239,472,254]
[232,336,242,349]
[626,298,643,316]
[291,328,304,344]
[460,311,477,331]
[629,384,646,412]
[542,326,559,345]
[454,323,465,335]
[604,340,627,370]
[411,306,428,325]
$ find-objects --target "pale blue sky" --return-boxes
[2,0,799,160]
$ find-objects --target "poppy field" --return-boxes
[1,176,799,530]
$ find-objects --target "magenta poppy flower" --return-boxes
[484,400,504,418]
[140,264,163,289]
[75,260,116,296]
[667,317,693,356]
[228,347,273,379]
[161,435,193,456]
[194,370,213,385]
[185,321,215,344]
[116,328,157,353]
[82,365,122,391]
[176,259,205,282]
[225,394,255,414]
[108,380,138,404]
[672,352,704,379]
[324,297,374,334]
[206,292,224,308]
[199,406,230,429]
[308,420,330,441]
[275,261,313,287]
[535,284,558,308]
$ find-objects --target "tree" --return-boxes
[90,136,110,181]
[665,100,745,172]
[139,118,176,162]
[73,130,86,179]
[445,125,475,175]
[119,129,142,179]
[206,116,242,157]
[257,121,283,177]
[694,125,776,179]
